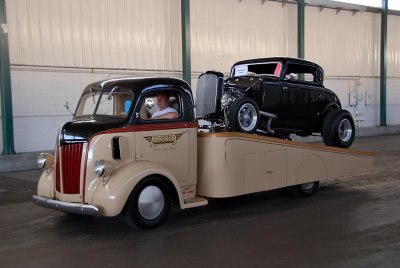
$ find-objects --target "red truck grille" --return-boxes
[55,143,84,194]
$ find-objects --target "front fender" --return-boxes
[92,160,183,217]
[37,169,55,199]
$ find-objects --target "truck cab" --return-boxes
[34,77,204,229]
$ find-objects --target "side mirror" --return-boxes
[64,101,74,115]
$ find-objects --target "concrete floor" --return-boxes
[0,135,400,268]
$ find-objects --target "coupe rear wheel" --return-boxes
[122,176,171,229]
[322,110,355,148]
[228,97,260,133]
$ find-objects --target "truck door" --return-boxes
[133,89,197,186]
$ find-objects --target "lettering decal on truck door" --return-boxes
[144,134,183,147]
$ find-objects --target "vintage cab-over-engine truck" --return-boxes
[33,76,372,229]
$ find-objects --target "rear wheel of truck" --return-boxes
[291,181,319,197]
[228,97,260,133]
[322,109,355,148]
[122,176,171,229]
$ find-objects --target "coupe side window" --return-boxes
[284,64,317,83]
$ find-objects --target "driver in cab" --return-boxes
[151,93,179,119]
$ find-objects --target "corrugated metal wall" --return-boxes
[388,14,400,77]
[7,0,181,70]
[305,6,381,77]
[6,0,400,74]
[387,14,400,125]
[2,0,400,152]
[191,0,297,72]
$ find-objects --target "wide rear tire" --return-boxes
[322,110,355,148]
[228,97,260,134]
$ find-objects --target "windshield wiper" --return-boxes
[100,86,119,104]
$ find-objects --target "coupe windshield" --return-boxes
[75,86,134,118]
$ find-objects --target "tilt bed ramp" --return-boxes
[195,132,373,199]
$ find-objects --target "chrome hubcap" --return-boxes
[338,118,353,142]
[238,103,258,131]
[138,185,165,220]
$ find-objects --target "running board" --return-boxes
[182,196,208,209]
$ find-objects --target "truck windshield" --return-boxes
[74,86,134,118]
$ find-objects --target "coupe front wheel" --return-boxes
[228,98,260,134]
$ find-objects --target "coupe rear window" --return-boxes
[232,62,282,77]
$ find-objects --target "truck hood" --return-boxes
[60,118,126,145]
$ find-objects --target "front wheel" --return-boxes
[322,110,355,148]
[122,176,171,229]
[228,97,260,133]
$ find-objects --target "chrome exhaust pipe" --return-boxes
[259,111,277,134]
[259,111,277,119]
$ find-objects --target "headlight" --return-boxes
[94,160,106,177]
[37,154,46,169]
[94,159,113,179]
[37,153,54,170]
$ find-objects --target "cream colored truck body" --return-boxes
[36,126,373,218]
[197,132,373,198]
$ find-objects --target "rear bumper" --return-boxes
[32,195,99,216]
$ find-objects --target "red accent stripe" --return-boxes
[92,122,198,137]
[132,122,198,132]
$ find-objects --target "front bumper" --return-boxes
[32,195,99,216]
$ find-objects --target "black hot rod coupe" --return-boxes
[195,57,355,148]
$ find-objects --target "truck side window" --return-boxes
[140,91,181,120]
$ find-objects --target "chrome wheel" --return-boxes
[238,103,258,132]
[338,118,353,142]
[138,185,165,220]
